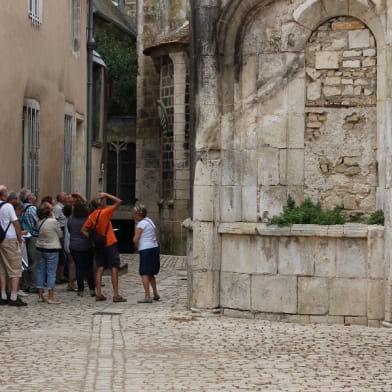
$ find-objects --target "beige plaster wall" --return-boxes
[0,1,88,197]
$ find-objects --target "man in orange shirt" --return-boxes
[82,192,126,302]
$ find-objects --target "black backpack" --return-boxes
[0,202,12,243]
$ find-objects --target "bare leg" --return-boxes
[95,267,104,297]
[0,274,7,298]
[141,275,151,299]
[38,288,44,301]
[48,289,54,301]
[111,267,119,297]
[149,276,158,297]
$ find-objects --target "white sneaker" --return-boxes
[17,290,28,297]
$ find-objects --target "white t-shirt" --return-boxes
[136,217,158,251]
[0,202,17,239]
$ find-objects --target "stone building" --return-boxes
[130,0,191,255]
[93,0,137,252]
[187,0,392,327]
[0,0,93,197]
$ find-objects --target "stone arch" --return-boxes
[216,0,388,221]
[304,16,378,214]
[217,0,387,112]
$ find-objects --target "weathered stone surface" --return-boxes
[220,186,242,222]
[278,237,315,275]
[332,19,365,31]
[221,234,257,274]
[255,236,279,274]
[293,0,327,30]
[309,315,345,325]
[287,149,304,186]
[367,279,385,320]
[251,275,297,314]
[192,222,219,270]
[259,186,287,218]
[191,269,220,309]
[314,238,337,276]
[343,60,361,68]
[193,185,215,221]
[307,80,322,100]
[258,147,280,186]
[344,316,368,326]
[298,277,329,314]
[242,186,258,222]
[259,112,288,149]
[367,226,385,279]
[329,278,367,316]
[336,238,367,277]
[220,272,251,310]
[315,51,339,69]
[348,29,370,48]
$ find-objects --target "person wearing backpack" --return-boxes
[20,190,39,293]
[0,186,27,306]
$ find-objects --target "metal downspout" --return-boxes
[86,0,95,200]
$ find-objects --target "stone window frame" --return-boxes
[63,104,74,193]
[22,99,40,196]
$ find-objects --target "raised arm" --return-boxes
[100,192,122,209]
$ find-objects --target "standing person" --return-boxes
[81,192,126,302]
[133,204,160,304]
[20,189,39,293]
[53,192,68,284]
[35,202,63,304]
[0,186,27,306]
[62,203,76,292]
[68,201,95,297]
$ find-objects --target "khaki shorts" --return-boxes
[0,239,22,278]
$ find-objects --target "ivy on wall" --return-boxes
[95,24,137,115]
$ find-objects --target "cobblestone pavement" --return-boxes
[0,255,392,392]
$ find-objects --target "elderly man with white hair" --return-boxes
[0,186,27,306]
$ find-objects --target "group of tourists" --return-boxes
[0,185,160,307]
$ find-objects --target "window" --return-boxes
[159,57,174,199]
[107,142,136,205]
[63,112,74,193]
[28,0,42,26]
[71,0,81,51]
[22,100,40,195]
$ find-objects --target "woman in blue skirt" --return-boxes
[133,204,160,303]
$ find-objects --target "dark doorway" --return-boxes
[112,219,134,253]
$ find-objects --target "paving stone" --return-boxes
[0,254,391,391]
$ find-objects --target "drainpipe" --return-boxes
[86,0,95,200]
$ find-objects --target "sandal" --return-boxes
[137,298,153,304]
[113,296,127,303]
[95,294,107,301]
[153,295,160,301]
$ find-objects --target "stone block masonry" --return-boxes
[219,223,385,327]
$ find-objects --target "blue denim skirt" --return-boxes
[139,246,160,276]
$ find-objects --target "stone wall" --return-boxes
[218,224,386,327]
[188,0,392,324]
[304,17,377,214]
[124,0,190,255]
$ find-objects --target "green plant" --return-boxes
[95,25,137,115]
[364,210,384,225]
[268,196,347,226]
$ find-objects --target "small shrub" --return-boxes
[364,210,384,225]
[268,196,346,226]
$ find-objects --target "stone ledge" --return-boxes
[218,222,383,238]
